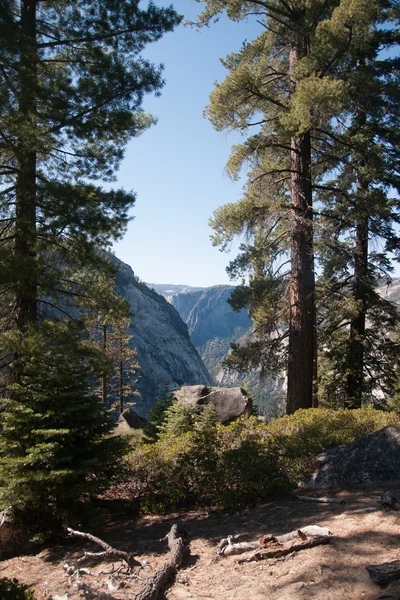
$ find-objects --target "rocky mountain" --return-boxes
[378,278,400,307]
[168,285,252,376]
[113,259,212,415]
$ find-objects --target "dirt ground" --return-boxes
[1,484,399,600]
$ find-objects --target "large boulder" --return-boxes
[173,385,252,424]
[309,425,400,488]
[115,408,148,434]
[0,510,30,559]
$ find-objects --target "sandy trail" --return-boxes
[1,485,399,600]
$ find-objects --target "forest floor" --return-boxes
[1,484,399,600]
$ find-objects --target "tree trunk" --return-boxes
[15,0,38,333]
[286,40,315,414]
[102,325,108,406]
[119,358,124,414]
[345,206,368,408]
[345,100,369,409]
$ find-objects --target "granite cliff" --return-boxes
[113,258,212,415]
[168,285,252,376]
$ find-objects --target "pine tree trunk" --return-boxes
[345,189,368,409]
[15,0,38,332]
[102,325,108,406]
[119,359,124,414]
[286,42,315,414]
[345,99,368,410]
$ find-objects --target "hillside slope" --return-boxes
[114,259,212,415]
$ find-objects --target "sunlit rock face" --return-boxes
[113,257,212,416]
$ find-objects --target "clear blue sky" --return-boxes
[113,0,400,287]
[112,0,261,287]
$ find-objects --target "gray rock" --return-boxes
[309,425,400,488]
[170,285,252,349]
[173,385,252,424]
[0,510,28,559]
[117,408,148,431]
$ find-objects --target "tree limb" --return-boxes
[67,527,143,569]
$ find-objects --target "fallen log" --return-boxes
[366,560,400,587]
[133,523,188,600]
[237,534,331,564]
[67,527,142,569]
[296,495,346,505]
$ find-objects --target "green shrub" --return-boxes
[120,408,400,514]
[265,408,400,481]
[125,416,291,512]
[0,578,36,600]
[266,407,400,456]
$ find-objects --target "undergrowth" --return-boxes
[118,407,400,513]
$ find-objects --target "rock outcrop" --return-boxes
[309,425,400,488]
[0,511,29,559]
[117,408,148,432]
[113,258,212,415]
[173,384,252,424]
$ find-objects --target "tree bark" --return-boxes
[366,560,400,587]
[15,0,38,333]
[345,181,368,409]
[133,523,188,600]
[102,325,108,406]
[286,39,315,414]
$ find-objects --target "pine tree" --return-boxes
[0,320,125,534]
[0,0,181,339]
[198,0,377,413]
[0,0,180,525]
[79,268,139,415]
[315,12,400,407]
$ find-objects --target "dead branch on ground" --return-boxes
[296,494,346,504]
[218,525,331,557]
[133,523,188,600]
[367,560,400,587]
[237,534,331,564]
[67,526,143,569]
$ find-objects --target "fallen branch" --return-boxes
[237,534,331,564]
[133,523,188,600]
[218,525,331,557]
[296,495,346,505]
[366,560,400,587]
[67,527,142,568]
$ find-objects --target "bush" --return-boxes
[0,578,36,600]
[125,416,291,512]
[120,408,400,514]
[265,407,400,481]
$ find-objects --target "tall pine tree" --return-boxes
[315,7,400,407]
[0,0,180,526]
[198,0,377,412]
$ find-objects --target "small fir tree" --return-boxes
[0,320,125,534]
